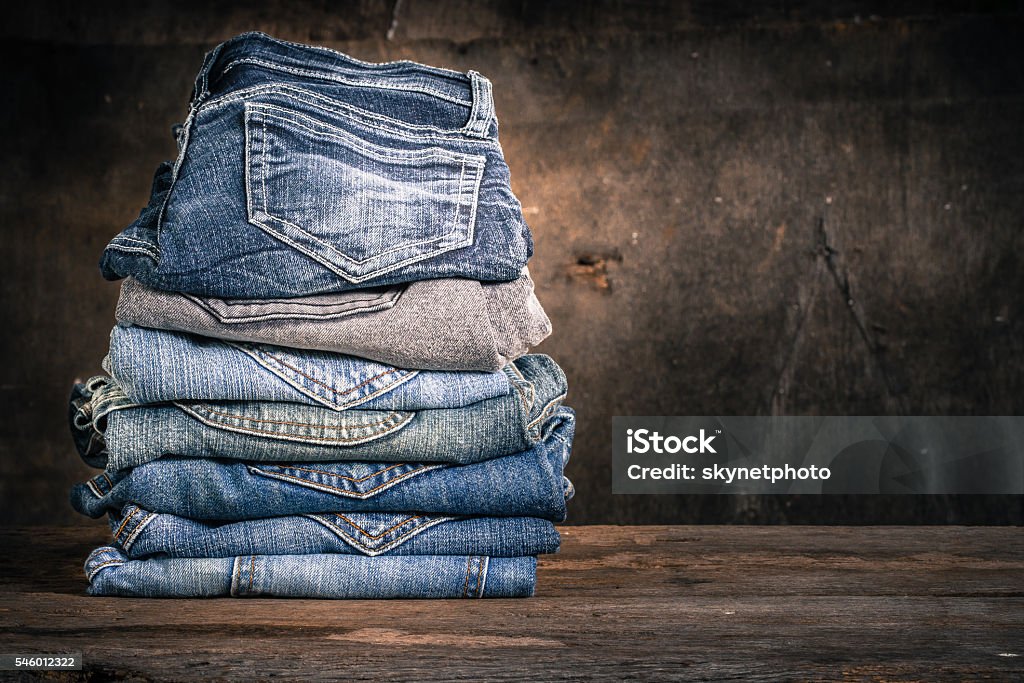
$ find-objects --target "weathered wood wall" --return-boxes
[1,1,1022,524]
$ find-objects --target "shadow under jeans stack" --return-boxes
[67,32,575,599]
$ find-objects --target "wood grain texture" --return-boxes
[0,525,1021,681]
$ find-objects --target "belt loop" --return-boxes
[464,71,494,138]
[191,41,226,106]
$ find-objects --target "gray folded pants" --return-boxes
[115,269,550,372]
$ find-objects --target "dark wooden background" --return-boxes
[1,1,1022,525]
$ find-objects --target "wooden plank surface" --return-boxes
[0,525,1021,681]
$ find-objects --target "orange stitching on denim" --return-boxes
[282,462,413,483]
[89,559,125,575]
[189,405,403,429]
[332,513,424,539]
[256,350,403,397]
[101,472,114,488]
[462,556,472,597]
[256,468,433,496]
[475,556,485,597]
[113,507,139,542]
[249,556,255,591]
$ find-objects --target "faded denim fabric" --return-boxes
[115,269,550,372]
[72,411,574,521]
[99,32,532,297]
[86,546,535,598]
[70,357,569,471]
[104,323,510,411]
[105,504,560,558]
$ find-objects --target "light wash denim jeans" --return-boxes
[115,269,550,372]
[100,32,532,298]
[105,323,511,411]
[72,410,574,521]
[70,358,569,471]
[86,546,536,598]
[105,504,560,558]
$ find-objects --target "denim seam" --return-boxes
[86,479,104,500]
[274,462,436,482]
[478,556,489,597]
[220,57,473,107]
[119,512,157,553]
[252,104,485,165]
[177,403,414,444]
[154,107,198,256]
[231,556,242,596]
[242,349,408,398]
[461,557,472,597]
[248,463,444,498]
[249,556,256,592]
[104,243,161,262]
[528,393,567,430]
[229,343,418,410]
[110,235,163,253]
[306,513,455,555]
[182,288,402,324]
[240,32,472,81]
[86,559,125,582]
[112,506,140,542]
[201,84,498,144]
[183,404,407,430]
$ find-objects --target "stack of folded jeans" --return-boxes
[68,32,574,599]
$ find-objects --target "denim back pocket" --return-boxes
[246,461,445,498]
[244,102,486,283]
[176,401,413,445]
[305,512,454,556]
[183,285,404,324]
[225,341,418,410]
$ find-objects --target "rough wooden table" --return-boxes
[0,525,1021,681]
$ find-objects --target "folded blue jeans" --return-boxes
[104,504,560,558]
[105,323,511,411]
[86,546,535,598]
[72,410,574,521]
[100,32,532,297]
[70,358,569,471]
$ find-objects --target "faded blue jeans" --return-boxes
[105,323,511,411]
[100,32,532,297]
[72,410,574,521]
[86,546,535,598]
[70,357,569,471]
[104,504,560,558]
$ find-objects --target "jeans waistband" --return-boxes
[192,31,495,139]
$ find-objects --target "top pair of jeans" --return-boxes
[99,32,532,298]
[116,269,550,372]
[104,323,512,411]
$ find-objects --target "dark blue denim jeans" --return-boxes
[100,32,532,297]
